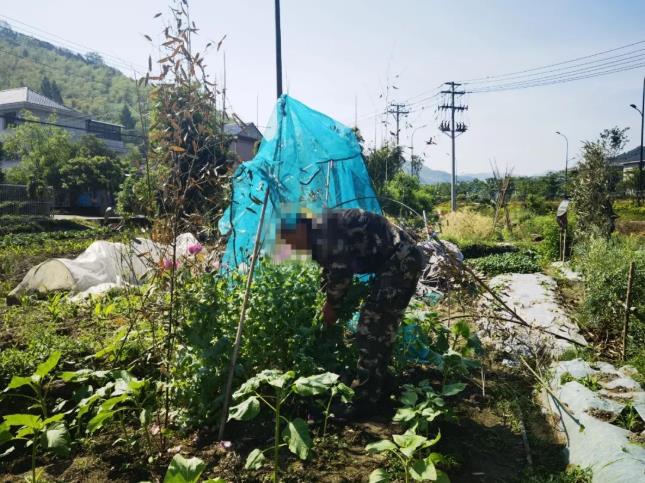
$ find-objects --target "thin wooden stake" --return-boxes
[218,188,271,440]
[621,261,636,362]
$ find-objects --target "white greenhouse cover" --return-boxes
[7,233,203,302]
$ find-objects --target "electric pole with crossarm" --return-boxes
[387,102,410,147]
[438,82,468,212]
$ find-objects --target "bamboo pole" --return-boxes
[621,261,636,362]
[217,187,270,440]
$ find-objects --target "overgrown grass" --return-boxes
[439,208,497,246]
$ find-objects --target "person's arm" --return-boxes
[322,263,353,326]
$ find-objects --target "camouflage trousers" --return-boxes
[352,242,423,403]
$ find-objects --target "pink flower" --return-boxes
[187,242,203,255]
[161,258,181,270]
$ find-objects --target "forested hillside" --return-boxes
[0,22,142,127]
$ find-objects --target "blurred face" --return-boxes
[280,220,310,252]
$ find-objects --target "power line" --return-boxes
[461,39,645,84]
[468,61,645,93]
[0,15,146,73]
[466,54,645,90]
[464,47,645,86]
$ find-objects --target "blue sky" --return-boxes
[2,0,645,175]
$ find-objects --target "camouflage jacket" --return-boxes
[309,209,414,309]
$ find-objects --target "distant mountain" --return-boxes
[0,22,142,126]
[405,162,491,184]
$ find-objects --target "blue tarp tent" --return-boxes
[218,95,381,269]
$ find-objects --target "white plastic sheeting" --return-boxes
[7,233,203,302]
[542,359,645,482]
[476,273,587,358]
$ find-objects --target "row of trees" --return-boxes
[1,113,134,204]
[363,124,637,223]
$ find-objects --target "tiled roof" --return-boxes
[224,122,262,140]
[0,87,77,113]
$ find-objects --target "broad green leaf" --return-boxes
[392,433,428,458]
[368,468,390,482]
[60,369,109,382]
[3,414,42,430]
[41,426,70,457]
[43,414,65,426]
[87,410,116,434]
[429,452,445,464]
[98,395,128,414]
[266,370,295,389]
[203,480,226,483]
[34,351,61,379]
[15,426,36,438]
[420,408,442,421]
[410,457,437,481]
[113,373,145,396]
[450,320,471,339]
[0,422,11,445]
[163,454,206,483]
[6,376,33,390]
[400,390,418,406]
[393,407,417,423]
[283,417,312,460]
[435,470,451,483]
[140,408,152,426]
[293,373,339,396]
[332,382,354,403]
[228,396,260,422]
[244,448,266,470]
[233,369,284,398]
[441,383,466,397]
[365,439,397,453]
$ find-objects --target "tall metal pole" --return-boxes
[556,131,569,196]
[633,76,645,204]
[450,84,456,212]
[275,0,283,98]
[641,76,644,204]
[218,0,283,441]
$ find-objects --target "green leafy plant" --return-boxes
[468,251,540,276]
[62,368,158,455]
[393,380,465,434]
[228,370,349,482]
[559,372,575,385]
[0,352,70,483]
[366,432,449,482]
[161,453,224,483]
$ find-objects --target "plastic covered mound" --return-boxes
[218,95,381,270]
[7,233,203,303]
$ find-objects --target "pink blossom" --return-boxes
[187,242,203,255]
[161,258,181,270]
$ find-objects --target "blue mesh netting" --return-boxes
[218,95,382,269]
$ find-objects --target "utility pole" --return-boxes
[439,81,468,212]
[275,0,283,98]
[387,102,410,146]
[630,75,644,205]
